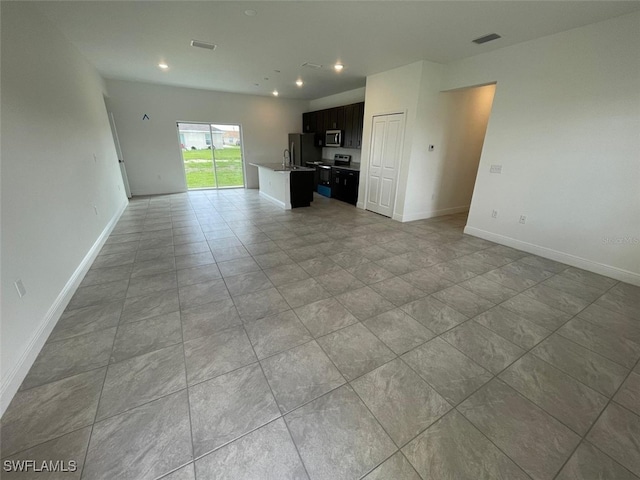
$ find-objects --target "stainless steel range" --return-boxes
[333,154,351,166]
[315,154,352,197]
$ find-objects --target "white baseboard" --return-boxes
[464,226,640,287]
[394,205,470,223]
[0,200,128,417]
[258,190,289,209]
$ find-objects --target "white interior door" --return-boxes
[108,111,132,198]
[366,113,404,217]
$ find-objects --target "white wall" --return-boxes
[356,13,639,284]
[309,87,366,111]
[105,80,309,193]
[358,61,424,214]
[1,3,128,414]
[400,61,446,221]
[358,60,489,221]
[444,12,640,283]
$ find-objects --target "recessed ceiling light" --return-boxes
[190,40,217,51]
[334,63,344,72]
[244,9,257,16]
[296,79,304,87]
[272,90,279,96]
[158,62,169,70]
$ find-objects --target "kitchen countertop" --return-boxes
[249,162,316,172]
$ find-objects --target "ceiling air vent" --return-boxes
[190,40,217,50]
[472,33,501,45]
[301,62,323,69]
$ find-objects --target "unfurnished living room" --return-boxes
[1,1,640,479]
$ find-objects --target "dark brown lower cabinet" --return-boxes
[290,171,315,208]
[332,168,359,205]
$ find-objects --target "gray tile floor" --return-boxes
[2,189,640,480]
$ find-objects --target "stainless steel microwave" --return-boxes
[325,130,342,147]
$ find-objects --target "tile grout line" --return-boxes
[551,352,640,480]
[7,194,638,479]
[2,212,528,415]
[391,266,614,478]
[252,352,314,480]
[446,278,635,480]
[186,196,307,472]
[179,304,197,476]
[77,266,128,480]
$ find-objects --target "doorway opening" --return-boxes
[436,83,496,220]
[104,96,132,198]
[177,122,245,190]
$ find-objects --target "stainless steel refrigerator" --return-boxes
[288,133,321,166]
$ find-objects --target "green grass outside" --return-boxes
[182,147,244,189]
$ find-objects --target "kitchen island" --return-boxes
[250,163,315,209]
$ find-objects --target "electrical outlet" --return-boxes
[519,215,527,224]
[94,205,98,215]
[14,279,27,298]
[490,165,502,174]
[491,210,498,218]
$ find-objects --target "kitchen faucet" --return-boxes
[283,148,290,168]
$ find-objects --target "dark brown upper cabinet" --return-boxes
[301,102,364,149]
[303,111,316,133]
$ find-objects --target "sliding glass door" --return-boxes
[177,122,245,190]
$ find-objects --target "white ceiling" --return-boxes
[34,1,640,100]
